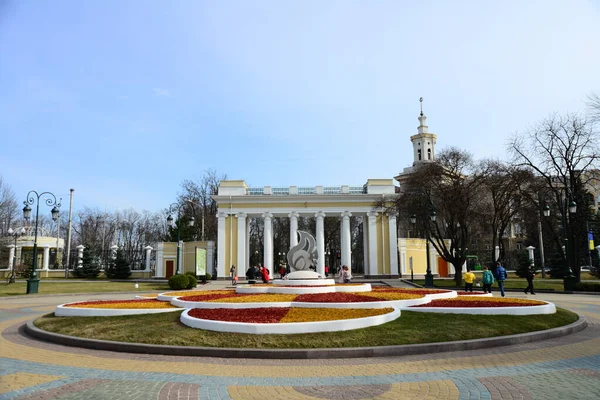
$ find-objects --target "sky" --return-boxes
[1,0,600,214]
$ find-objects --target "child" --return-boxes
[463,269,476,292]
[481,266,494,293]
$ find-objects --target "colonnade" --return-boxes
[215,210,399,279]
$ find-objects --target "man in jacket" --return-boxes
[495,262,508,297]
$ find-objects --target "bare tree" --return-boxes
[177,169,227,242]
[509,113,599,281]
[587,93,600,124]
[400,147,486,287]
[0,175,18,235]
[478,160,535,264]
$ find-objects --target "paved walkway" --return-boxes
[1,285,599,399]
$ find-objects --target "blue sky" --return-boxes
[1,0,600,213]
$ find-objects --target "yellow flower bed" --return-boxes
[67,300,178,309]
[208,294,298,303]
[454,296,546,305]
[281,307,394,323]
[164,290,235,297]
[359,292,424,300]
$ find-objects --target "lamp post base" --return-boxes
[424,272,434,288]
[26,278,40,294]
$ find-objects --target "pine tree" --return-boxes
[105,249,132,279]
[71,248,101,278]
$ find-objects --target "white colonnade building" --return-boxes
[212,179,400,279]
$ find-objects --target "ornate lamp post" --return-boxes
[6,227,26,283]
[22,191,61,294]
[410,206,437,288]
[166,201,196,275]
[543,194,577,291]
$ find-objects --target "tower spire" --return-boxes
[419,97,424,116]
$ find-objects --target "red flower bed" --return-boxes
[295,293,382,303]
[411,299,544,308]
[178,293,253,302]
[188,307,291,323]
[371,288,451,295]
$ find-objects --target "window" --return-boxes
[427,148,431,160]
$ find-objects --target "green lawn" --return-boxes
[34,308,578,349]
[0,281,170,297]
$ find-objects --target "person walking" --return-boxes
[495,261,508,297]
[230,265,236,285]
[524,268,536,294]
[463,269,476,292]
[481,266,494,293]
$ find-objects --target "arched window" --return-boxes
[427,148,431,160]
[418,149,422,160]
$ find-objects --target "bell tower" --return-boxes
[410,97,436,166]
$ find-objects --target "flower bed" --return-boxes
[412,297,546,307]
[158,290,234,301]
[55,300,181,317]
[408,296,555,315]
[187,307,393,323]
[235,283,372,295]
[181,307,400,334]
[64,299,177,309]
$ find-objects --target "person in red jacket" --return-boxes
[260,266,270,283]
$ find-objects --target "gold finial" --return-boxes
[419,97,424,116]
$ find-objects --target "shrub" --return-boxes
[575,282,600,292]
[184,271,198,289]
[13,263,30,279]
[71,248,101,279]
[105,250,132,279]
[206,272,212,281]
[168,274,189,290]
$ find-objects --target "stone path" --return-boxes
[1,284,599,399]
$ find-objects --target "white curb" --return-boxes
[180,307,401,334]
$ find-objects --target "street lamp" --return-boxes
[167,201,196,275]
[410,206,437,288]
[22,191,61,294]
[543,194,577,291]
[6,227,26,283]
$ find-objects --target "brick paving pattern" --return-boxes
[1,286,599,399]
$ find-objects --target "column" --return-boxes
[42,246,50,270]
[206,241,215,278]
[388,214,399,277]
[315,211,326,276]
[341,211,352,268]
[289,211,299,248]
[367,211,378,276]
[76,245,85,268]
[217,212,227,279]
[16,246,22,266]
[236,212,247,273]
[154,242,163,277]
[7,245,15,270]
[361,218,368,274]
[263,212,273,271]
[144,246,153,271]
